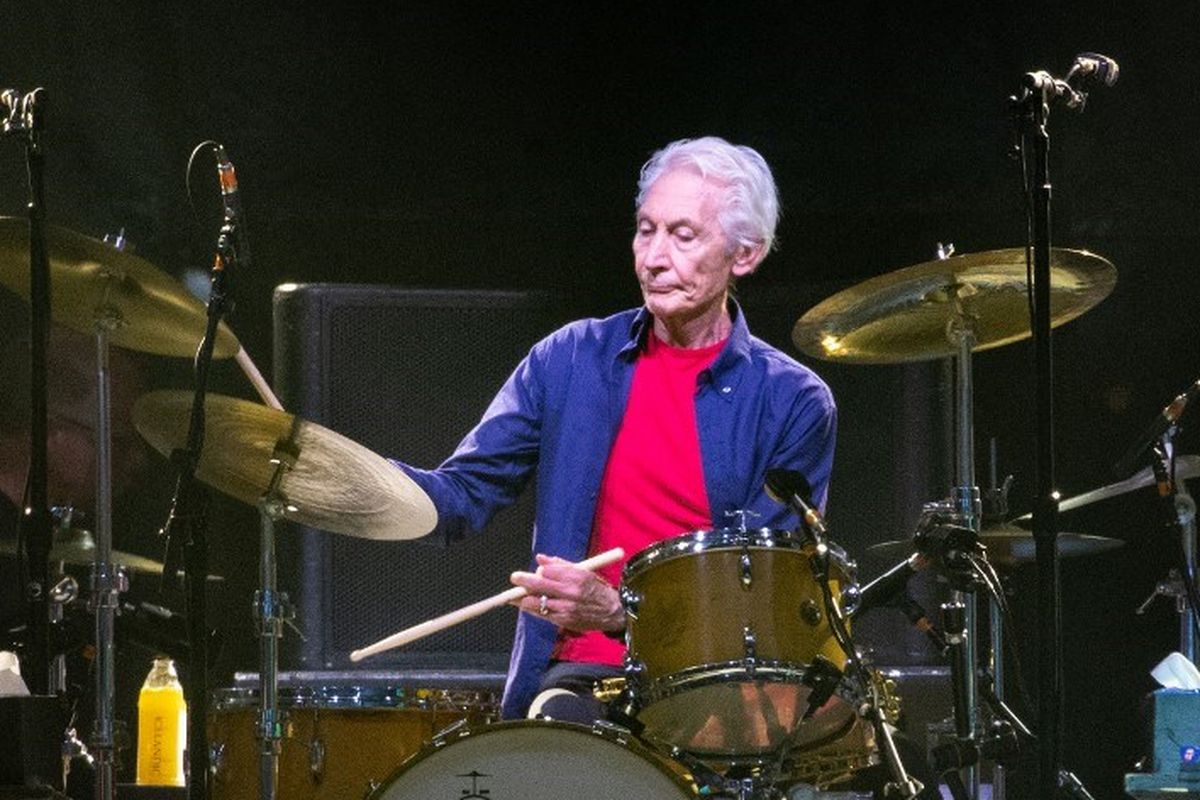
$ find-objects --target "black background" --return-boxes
[1,2,1198,795]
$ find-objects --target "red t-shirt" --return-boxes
[554,332,725,665]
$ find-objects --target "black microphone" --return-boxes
[764,468,827,538]
[914,523,978,568]
[1067,52,1120,87]
[1113,379,1200,477]
[213,144,251,267]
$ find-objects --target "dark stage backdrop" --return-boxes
[0,3,1197,796]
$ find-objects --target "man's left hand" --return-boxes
[510,553,625,633]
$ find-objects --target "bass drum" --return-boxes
[209,682,498,800]
[368,720,701,799]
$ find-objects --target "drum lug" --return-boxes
[801,598,823,627]
[743,626,757,676]
[619,585,641,619]
[739,549,753,588]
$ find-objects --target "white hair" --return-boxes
[636,136,780,254]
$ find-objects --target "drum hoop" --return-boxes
[632,660,809,701]
[366,719,700,799]
[209,685,499,712]
[632,661,862,705]
[622,527,856,581]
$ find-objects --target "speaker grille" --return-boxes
[273,286,568,670]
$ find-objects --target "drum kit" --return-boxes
[3,206,1198,800]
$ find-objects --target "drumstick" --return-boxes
[234,345,285,411]
[349,547,625,662]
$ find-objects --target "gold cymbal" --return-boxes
[792,248,1116,364]
[0,218,240,358]
[0,527,215,578]
[866,524,1123,568]
[132,390,438,540]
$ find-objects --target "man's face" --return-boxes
[632,169,756,328]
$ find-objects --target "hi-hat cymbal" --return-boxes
[793,248,1116,364]
[1014,455,1200,522]
[0,218,240,358]
[867,524,1123,568]
[0,527,219,578]
[132,390,437,540]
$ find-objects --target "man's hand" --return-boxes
[510,553,625,633]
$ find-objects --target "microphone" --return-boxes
[764,468,827,539]
[213,144,251,268]
[897,595,949,655]
[214,144,243,222]
[914,522,978,568]
[1113,379,1200,478]
[1067,52,1120,87]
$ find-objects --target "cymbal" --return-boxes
[867,524,1123,567]
[0,527,209,577]
[792,248,1116,364]
[1014,455,1200,521]
[0,218,240,358]
[132,390,438,540]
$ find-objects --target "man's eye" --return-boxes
[675,229,696,242]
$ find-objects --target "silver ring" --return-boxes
[538,594,549,615]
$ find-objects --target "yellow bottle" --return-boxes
[136,655,188,786]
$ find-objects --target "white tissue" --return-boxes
[1150,651,1200,690]
[0,650,29,696]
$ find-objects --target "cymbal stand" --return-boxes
[1147,437,1200,665]
[254,433,299,800]
[89,304,128,800]
[943,277,984,799]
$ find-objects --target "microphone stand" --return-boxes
[776,481,924,799]
[158,220,237,800]
[2,87,53,696]
[1013,70,1065,800]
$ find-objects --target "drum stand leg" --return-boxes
[254,444,297,800]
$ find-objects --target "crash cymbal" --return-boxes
[132,390,437,540]
[793,248,1116,364]
[1013,455,1200,522]
[0,527,206,577]
[0,218,239,358]
[867,524,1123,567]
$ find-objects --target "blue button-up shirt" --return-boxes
[394,300,836,718]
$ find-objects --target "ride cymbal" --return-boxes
[0,218,239,358]
[132,390,437,540]
[793,248,1116,364]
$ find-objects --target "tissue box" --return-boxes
[1126,689,1200,798]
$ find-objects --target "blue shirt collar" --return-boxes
[620,299,753,393]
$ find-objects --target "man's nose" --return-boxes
[643,230,671,266]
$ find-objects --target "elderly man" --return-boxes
[395,136,837,722]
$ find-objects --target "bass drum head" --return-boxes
[370,720,698,799]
